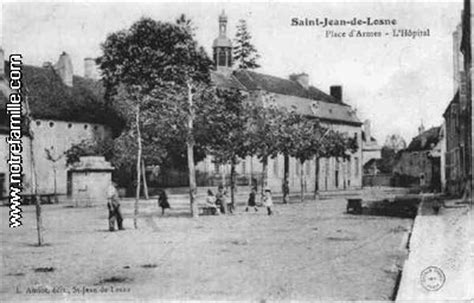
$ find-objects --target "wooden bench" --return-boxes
[23,194,59,205]
[199,206,218,216]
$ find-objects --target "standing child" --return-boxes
[223,189,233,214]
[245,187,258,212]
[158,189,170,215]
[262,188,273,216]
[215,185,225,214]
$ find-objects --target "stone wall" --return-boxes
[0,119,110,198]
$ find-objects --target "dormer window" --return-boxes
[310,101,319,114]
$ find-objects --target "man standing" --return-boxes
[107,182,124,231]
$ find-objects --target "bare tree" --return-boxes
[25,94,43,246]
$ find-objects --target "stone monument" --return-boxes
[69,156,114,207]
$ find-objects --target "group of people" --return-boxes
[107,183,171,232]
[205,185,230,215]
[106,182,275,232]
[205,185,273,216]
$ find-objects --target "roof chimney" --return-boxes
[0,48,4,79]
[290,73,309,89]
[84,57,97,79]
[54,51,73,87]
[330,85,342,101]
[364,119,371,142]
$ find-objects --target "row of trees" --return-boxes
[67,16,357,226]
[27,15,357,246]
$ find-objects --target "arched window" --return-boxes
[218,49,226,66]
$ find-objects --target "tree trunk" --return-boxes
[314,157,320,200]
[25,96,43,246]
[141,160,149,200]
[221,164,226,188]
[300,159,305,203]
[187,83,198,218]
[53,167,57,200]
[283,154,290,204]
[249,157,254,191]
[134,104,142,229]
[230,158,236,207]
[261,155,268,203]
[31,140,43,245]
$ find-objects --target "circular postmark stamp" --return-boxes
[420,266,446,291]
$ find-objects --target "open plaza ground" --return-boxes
[1,195,412,301]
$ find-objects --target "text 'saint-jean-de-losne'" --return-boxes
[291,17,397,27]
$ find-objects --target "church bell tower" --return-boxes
[212,10,232,71]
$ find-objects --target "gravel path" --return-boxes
[1,196,411,301]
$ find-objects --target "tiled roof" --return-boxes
[213,37,232,48]
[211,71,246,90]
[212,68,360,125]
[406,126,441,151]
[0,61,122,130]
[233,69,342,104]
[271,94,360,125]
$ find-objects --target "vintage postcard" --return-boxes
[0,0,472,301]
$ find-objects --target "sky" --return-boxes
[1,1,464,144]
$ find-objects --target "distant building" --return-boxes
[443,2,472,197]
[195,11,363,193]
[383,134,407,152]
[438,122,447,191]
[0,51,119,199]
[361,119,382,169]
[392,126,442,191]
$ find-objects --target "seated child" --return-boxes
[205,189,219,215]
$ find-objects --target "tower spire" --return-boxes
[219,10,228,37]
[213,10,232,70]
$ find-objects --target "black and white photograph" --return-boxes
[0,0,472,301]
